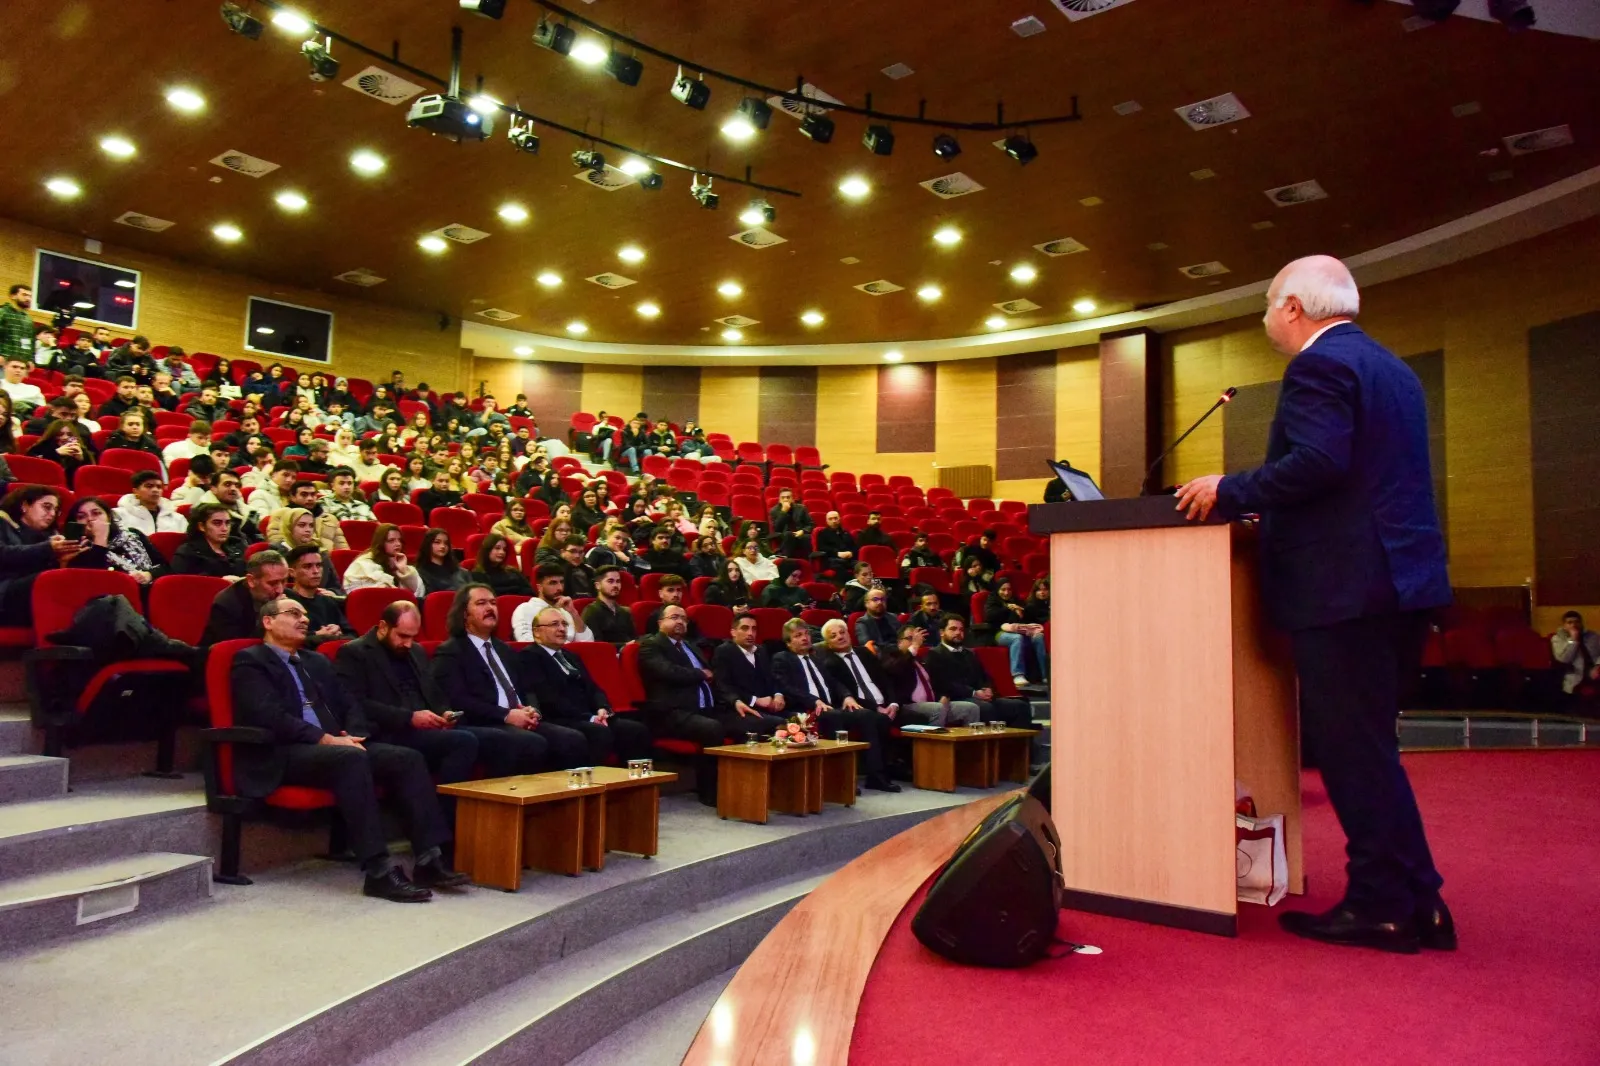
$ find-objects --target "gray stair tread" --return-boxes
[0,754,63,770]
[0,852,210,910]
[363,867,835,1066]
[0,775,203,844]
[566,968,736,1066]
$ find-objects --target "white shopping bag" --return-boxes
[1236,813,1287,906]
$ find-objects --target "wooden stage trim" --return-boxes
[682,792,1012,1066]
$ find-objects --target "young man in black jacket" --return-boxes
[581,566,637,644]
[814,510,857,580]
[640,525,691,581]
[709,612,790,736]
[924,614,1033,729]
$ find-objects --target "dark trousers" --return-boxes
[972,697,1034,729]
[388,727,478,783]
[461,724,550,777]
[650,705,728,802]
[816,707,889,778]
[535,719,590,769]
[1292,611,1442,920]
[278,741,449,867]
[553,715,653,766]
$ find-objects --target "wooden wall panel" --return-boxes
[579,365,643,424]
[1221,380,1280,476]
[815,365,934,486]
[699,367,760,446]
[472,357,522,410]
[1529,312,1600,605]
[519,360,584,433]
[1100,329,1158,498]
[641,365,700,427]
[935,358,997,485]
[758,366,817,448]
[1054,344,1102,484]
[876,363,936,453]
[994,350,1057,482]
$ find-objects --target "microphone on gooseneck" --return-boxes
[1140,386,1237,496]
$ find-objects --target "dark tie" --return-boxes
[554,650,576,677]
[802,656,828,702]
[843,653,872,704]
[481,641,522,707]
[288,655,338,732]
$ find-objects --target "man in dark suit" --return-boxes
[814,510,857,580]
[816,617,937,730]
[229,597,467,902]
[924,615,1034,729]
[200,550,290,646]
[637,603,728,804]
[1176,255,1452,954]
[430,584,587,774]
[333,601,478,788]
[771,617,897,792]
[519,604,652,766]
[709,613,792,737]
[768,487,813,559]
[853,588,900,654]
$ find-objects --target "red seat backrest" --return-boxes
[630,599,662,635]
[205,638,263,795]
[618,640,648,708]
[860,544,897,574]
[687,604,733,642]
[431,507,480,542]
[6,454,68,487]
[422,590,456,641]
[639,573,667,601]
[568,641,632,710]
[975,646,1021,697]
[148,574,231,646]
[345,587,414,634]
[340,520,379,552]
[99,448,162,475]
[33,570,143,642]
[373,502,425,526]
[909,566,952,593]
[747,607,791,644]
[70,464,132,500]
[496,595,529,641]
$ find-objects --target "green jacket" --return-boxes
[0,303,34,361]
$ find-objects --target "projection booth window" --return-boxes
[245,296,333,363]
[33,250,140,329]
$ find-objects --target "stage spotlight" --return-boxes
[1487,0,1535,28]
[605,51,644,86]
[220,1,263,39]
[691,174,719,210]
[1003,134,1038,165]
[637,172,664,191]
[738,199,776,226]
[572,149,606,173]
[723,97,772,140]
[534,17,575,55]
[672,68,711,110]
[863,124,895,156]
[799,111,835,144]
[300,37,338,81]
[508,120,540,154]
[460,0,505,18]
[932,133,962,160]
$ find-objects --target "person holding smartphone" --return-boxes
[0,485,86,623]
[62,497,165,585]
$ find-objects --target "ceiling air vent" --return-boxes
[919,172,985,199]
[342,66,425,105]
[766,82,842,121]
[477,308,519,321]
[430,223,491,244]
[334,268,386,287]
[1035,237,1089,257]
[114,211,175,232]
[714,315,760,328]
[1011,15,1048,36]
[1175,92,1250,131]
[1179,261,1230,279]
[1503,124,1573,156]
[854,280,905,295]
[574,164,636,190]
[881,62,914,80]
[209,150,280,178]
[730,228,788,248]
[1050,0,1136,20]
[585,273,636,289]
[993,299,1042,314]
[1264,180,1328,206]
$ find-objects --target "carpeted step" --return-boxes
[0,754,69,804]
[0,706,33,757]
[0,851,213,952]
[565,967,737,1066]
[0,775,209,880]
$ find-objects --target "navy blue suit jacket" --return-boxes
[1216,322,1450,631]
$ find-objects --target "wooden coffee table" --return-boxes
[577,765,678,870]
[706,739,869,824]
[904,727,1039,792]
[439,774,607,891]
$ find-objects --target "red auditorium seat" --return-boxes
[800,608,841,629]
[149,530,188,559]
[736,442,765,466]
[746,607,791,644]
[71,464,134,500]
[630,599,662,634]
[339,520,379,551]
[99,448,162,475]
[422,590,455,641]
[5,453,67,487]
[766,444,795,469]
[345,587,414,634]
[373,501,425,526]
[567,641,633,710]
[330,548,361,579]
[429,507,481,544]
[859,544,898,575]
[462,492,504,517]
[975,646,1023,698]
[687,604,733,642]
[147,574,229,646]
[910,567,953,592]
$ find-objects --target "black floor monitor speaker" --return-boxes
[912,789,1063,967]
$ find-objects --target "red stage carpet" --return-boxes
[851,752,1600,1065]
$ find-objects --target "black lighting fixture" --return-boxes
[605,50,643,86]
[572,149,606,173]
[300,36,339,81]
[1410,0,1461,19]
[736,96,772,131]
[932,133,962,160]
[220,1,263,38]
[863,123,895,156]
[507,117,540,154]
[638,172,663,191]
[460,0,506,18]
[691,173,719,209]
[534,16,576,55]
[738,199,776,226]
[1003,133,1038,165]
[671,67,710,110]
[1487,0,1535,28]
[799,111,835,144]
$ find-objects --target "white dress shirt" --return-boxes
[510,596,594,643]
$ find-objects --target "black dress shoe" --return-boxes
[865,776,902,793]
[362,866,433,903]
[412,858,471,890]
[1278,905,1419,954]
[1416,898,1457,951]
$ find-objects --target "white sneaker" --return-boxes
[1012,675,1029,688]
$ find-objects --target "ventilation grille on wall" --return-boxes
[919,172,985,199]
[334,268,386,287]
[429,223,491,244]
[476,308,519,321]
[1175,92,1250,131]
[1050,0,1136,20]
[1179,261,1231,279]
[209,150,280,177]
[574,165,636,190]
[342,65,425,105]
[730,228,788,248]
[1264,179,1328,206]
[114,211,175,232]
[766,81,842,120]
[1503,124,1573,156]
[937,464,993,498]
[585,272,636,289]
[1034,237,1089,257]
[714,314,760,328]
[854,280,905,295]
[993,298,1042,314]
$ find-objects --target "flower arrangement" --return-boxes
[776,712,818,747]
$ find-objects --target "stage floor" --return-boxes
[851,750,1600,1065]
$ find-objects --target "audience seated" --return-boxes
[284,545,355,644]
[582,566,636,644]
[557,535,594,598]
[414,528,468,596]
[880,624,979,727]
[703,557,752,610]
[268,508,345,594]
[636,603,731,805]
[63,496,166,584]
[1552,611,1599,702]
[0,485,78,623]
[323,467,375,522]
[709,612,793,739]
[841,561,878,615]
[343,524,424,594]
[770,617,897,792]
[30,417,95,481]
[519,604,651,766]
[470,532,532,596]
[510,563,594,643]
[924,614,1034,729]
[814,510,857,579]
[768,487,813,559]
[854,588,900,655]
[900,532,942,574]
[856,511,895,550]
[202,549,289,645]
[985,577,1048,688]
[733,539,779,585]
[759,560,810,614]
[639,524,691,580]
[170,502,249,579]
[117,469,187,534]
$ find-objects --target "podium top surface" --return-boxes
[1028,496,1228,536]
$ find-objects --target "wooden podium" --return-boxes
[1029,497,1302,935]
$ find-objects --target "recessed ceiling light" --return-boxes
[350,149,385,175]
[417,235,448,253]
[274,190,308,211]
[212,223,243,242]
[566,321,588,335]
[636,301,661,318]
[916,285,942,302]
[254,326,275,335]
[800,310,824,326]
[271,9,313,34]
[114,279,136,289]
[99,136,136,158]
[618,245,645,264]
[569,40,607,65]
[721,328,743,342]
[717,281,742,297]
[467,94,501,116]
[513,345,534,356]
[619,158,652,176]
[933,226,961,246]
[838,176,870,199]
[166,87,205,113]
[883,350,904,362]
[536,271,562,287]
[984,316,1007,329]
[721,117,757,142]
[1072,299,1097,314]
[44,177,81,199]
[1010,264,1038,283]
[497,202,529,224]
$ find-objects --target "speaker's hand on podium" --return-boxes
[1175,474,1224,521]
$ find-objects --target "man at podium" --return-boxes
[1174,255,1454,955]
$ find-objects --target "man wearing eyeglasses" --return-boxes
[519,606,652,767]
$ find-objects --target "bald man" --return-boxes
[814,509,857,580]
[1176,255,1452,955]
